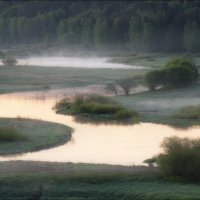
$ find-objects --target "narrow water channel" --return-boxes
[0,91,199,165]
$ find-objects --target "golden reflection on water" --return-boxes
[0,91,199,165]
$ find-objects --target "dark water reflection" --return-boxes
[0,90,199,165]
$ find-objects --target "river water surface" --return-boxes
[0,91,199,165]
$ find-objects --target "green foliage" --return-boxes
[2,57,17,66]
[144,70,166,91]
[145,57,199,90]
[0,128,26,142]
[157,137,200,181]
[56,94,139,122]
[165,57,198,87]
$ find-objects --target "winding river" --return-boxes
[0,90,199,165]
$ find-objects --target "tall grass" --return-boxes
[0,128,26,142]
[55,94,139,122]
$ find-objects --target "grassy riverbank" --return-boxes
[0,161,199,200]
[0,118,72,155]
[114,84,200,127]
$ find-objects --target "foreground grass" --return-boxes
[0,118,72,155]
[0,161,199,200]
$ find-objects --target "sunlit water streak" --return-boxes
[0,91,199,165]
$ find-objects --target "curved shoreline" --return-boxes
[0,118,72,156]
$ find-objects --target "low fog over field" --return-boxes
[16,56,145,69]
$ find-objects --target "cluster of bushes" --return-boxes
[55,94,139,122]
[145,57,199,91]
[156,136,200,182]
[106,57,199,96]
[0,128,26,142]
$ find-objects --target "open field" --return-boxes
[114,84,200,127]
[0,65,147,94]
[0,118,72,155]
[0,161,199,200]
[115,84,200,114]
[0,53,199,94]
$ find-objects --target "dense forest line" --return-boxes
[0,0,200,53]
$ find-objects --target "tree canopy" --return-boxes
[0,1,200,52]
[165,57,198,87]
[145,57,199,90]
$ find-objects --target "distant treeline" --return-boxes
[0,0,200,52]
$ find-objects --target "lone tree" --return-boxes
[2,57,17,66]
[116,77,137,96]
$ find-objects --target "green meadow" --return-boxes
[0,161,200,200]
